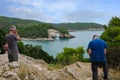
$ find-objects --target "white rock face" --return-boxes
[0,54,117,80]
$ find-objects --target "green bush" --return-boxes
[0,29,6,52]
[106,46,120,69]
[56,47,84,65]
[0,29,6,45]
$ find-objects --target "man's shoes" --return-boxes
[103,78,109,80]
[103,76,109,80]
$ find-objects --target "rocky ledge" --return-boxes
[0,54,119,80]
[59,33,75,38]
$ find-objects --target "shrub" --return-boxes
[106,46,120,69]
[56,47,84,65]
[0,29,6,54]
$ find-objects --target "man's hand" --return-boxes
[15,30,21,41]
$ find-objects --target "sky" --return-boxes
[0,0,120,24]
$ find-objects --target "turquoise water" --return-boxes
[23,31,103,58]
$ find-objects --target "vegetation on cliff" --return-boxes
[0,29,6,54]
[101,16,120,69]
[18,23,56,38]
[0,29,6,48]
[0,16,68,38]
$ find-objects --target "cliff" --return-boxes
[0,54,120,80]
[48,29,74,39]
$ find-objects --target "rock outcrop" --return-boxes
[48,29,74,39]
[59,33,75,38]
[0,54,119,80]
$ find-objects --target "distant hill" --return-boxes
[53,22,103,31]
[0,16,41,26]
[0,16,60,38]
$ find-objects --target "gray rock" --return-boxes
[0,54,119,80]
[2,71,20,80]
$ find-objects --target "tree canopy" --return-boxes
[101,16,120,69]
[108,16,120,27]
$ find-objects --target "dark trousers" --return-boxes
[8,51,18,62]
[91,62,108,80]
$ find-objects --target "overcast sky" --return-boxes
[0,0,120,24]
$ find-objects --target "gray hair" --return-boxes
[9,25,16,31]
[93,35,99,40]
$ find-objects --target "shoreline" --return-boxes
[21,38,54,41]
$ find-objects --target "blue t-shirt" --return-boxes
[88,39,107,62]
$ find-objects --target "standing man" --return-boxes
[88,35,108,80]
[6,25,20,62]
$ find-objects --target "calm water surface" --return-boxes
[23,31,103,58]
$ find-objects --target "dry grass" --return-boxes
[17,62,42,79]
[48,64,64,70]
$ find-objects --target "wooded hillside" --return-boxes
[0,16,103,38]
[53,22,103,31]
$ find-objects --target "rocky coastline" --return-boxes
[21,29,75,41]
[21,34,74,41]
[21,38,54,41]
[59,33,75,38]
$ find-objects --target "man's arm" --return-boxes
[88,48,91,55]
[104,48,107,54]
[88,41,92,55]
[4,43,8,53]
[104,41,107,55]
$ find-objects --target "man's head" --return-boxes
[9,25,16,33]
[93,35,99,40]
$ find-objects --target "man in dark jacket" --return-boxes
[88,35,108,80]
[6,25,20,62]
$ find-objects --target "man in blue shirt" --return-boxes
[88,35,108,80]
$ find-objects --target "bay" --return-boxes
[23,30,103,58]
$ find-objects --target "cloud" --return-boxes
[9,6,54,22]
[8,0,83,23]
[62,9,111,23]
[3,0,120,24]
